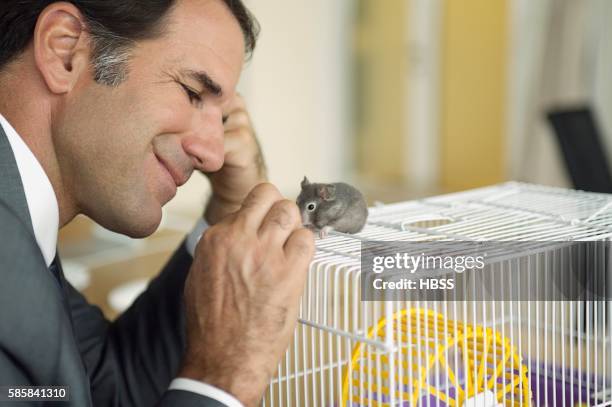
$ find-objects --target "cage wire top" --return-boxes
[313,182,612,263]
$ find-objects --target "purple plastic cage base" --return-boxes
[342,361,609,406]
[528,361,608,406]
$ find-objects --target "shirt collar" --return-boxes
[0,114,59,267]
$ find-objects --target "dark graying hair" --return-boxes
[0,0,259,86]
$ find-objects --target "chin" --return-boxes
[122,220,161,239]
[100,203,163,239]
[126,210,163,238]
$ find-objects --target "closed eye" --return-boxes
[180,83,203,107]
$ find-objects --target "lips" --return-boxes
[155,154,189,187]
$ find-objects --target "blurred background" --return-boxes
[59,0,612,318]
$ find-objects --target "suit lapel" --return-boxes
[0,124,92,405]
[0,124,36,237]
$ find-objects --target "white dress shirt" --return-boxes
[0,114,58,267]
[0,114,242,407]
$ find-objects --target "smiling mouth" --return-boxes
[155,154,189,187]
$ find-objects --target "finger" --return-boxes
[223,127,254,158]
[258,200,303,247]
[224,93,247,114]
[236,183,283,230]
[284,227,316,270]
[223,110,250,132]
[222,130,265,177]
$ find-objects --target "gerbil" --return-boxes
[296,176,368,238]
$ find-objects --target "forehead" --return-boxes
[151,0,245,98]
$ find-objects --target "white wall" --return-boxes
[592,0,612,163]
[507,0,612,187]
[239,0,353,198]
[404,0,441,190]
[507,0,552,182]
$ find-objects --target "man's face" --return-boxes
[55,0,245,237]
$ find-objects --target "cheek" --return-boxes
[59,82,170,214]
[144,153,163,195]
[151,97,194,134]
[76,120,151,196]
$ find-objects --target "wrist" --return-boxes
[178,364,268,407]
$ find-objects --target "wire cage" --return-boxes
[262,182,612,407]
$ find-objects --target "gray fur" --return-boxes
[296,176,368,234]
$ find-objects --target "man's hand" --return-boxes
[180,183,315,407]
[204,95,267,225]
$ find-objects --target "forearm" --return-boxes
[101,241,193,405]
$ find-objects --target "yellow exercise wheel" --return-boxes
[342,308,531,406]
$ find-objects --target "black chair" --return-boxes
[547,107,612,193]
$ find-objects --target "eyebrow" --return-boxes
[182,69,224,97]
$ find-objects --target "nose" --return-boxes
[181,110,225,173]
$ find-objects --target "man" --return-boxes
[0,0,315,406]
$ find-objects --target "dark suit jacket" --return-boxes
[0,125,226,406]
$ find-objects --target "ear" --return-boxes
[301,176,310,189]
[33,2,91,94]
[317,184,336,201]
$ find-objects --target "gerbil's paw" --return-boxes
[319,226,333,239]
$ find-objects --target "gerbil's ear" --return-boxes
[33,2,91,94]
[318,184,336,201]
[301,176,310,189]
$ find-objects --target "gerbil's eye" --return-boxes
[307,202,317,212]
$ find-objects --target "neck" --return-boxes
[0,65,78,228]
